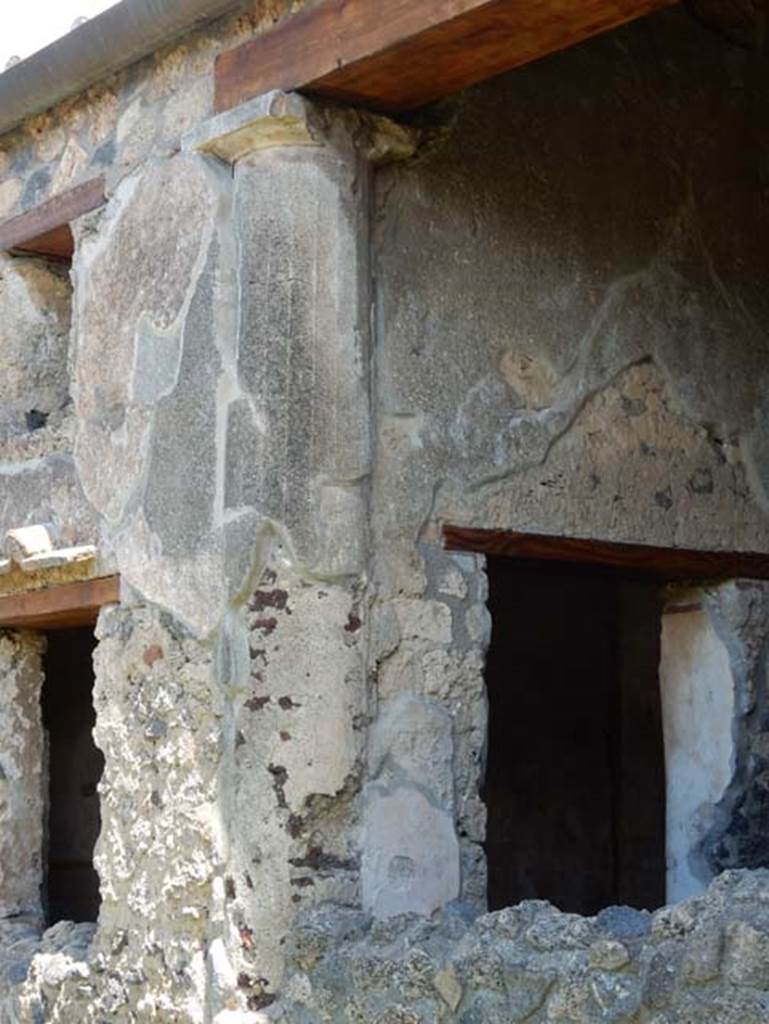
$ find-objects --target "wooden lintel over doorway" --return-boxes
[0,177,106,260]
[443,526,769,582]
[215,0,677,115]
[0,576,120,631]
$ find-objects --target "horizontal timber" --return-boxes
[215,0,677,115]
[443,526,769,582]
[0,575,120,631]
[0,177,105,259]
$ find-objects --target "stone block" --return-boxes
[368,694,454,808]
[143,243,220,560]
[680,924,723,984]
[0,454,98,549]
[74,152,228,531]
[0,255,71,439]
[433,967,462,1011]
[361,785,460,919]
[390,598,453,645]
[723,922,769,989]
[588,940,631,972]
[232,144,370,573]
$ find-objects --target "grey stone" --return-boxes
[368,694,454,808]
[0,255,71,439]
[588,940,631,972]
[596,906,652,941]
[433,967,462,1011]
[233,144,370,575]
[458,990,513,1024]
[503,963,555,1020]
[642,949,681,1011]
[723,922,769,990]
[75,153,225,530]
[679,924,723,983]
[0,454,98,548]
[144,241,220,559]
[362,786,460,919]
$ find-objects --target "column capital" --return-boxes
[183,89,417,165]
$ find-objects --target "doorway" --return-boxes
[41,626,103,924]
[483,558,666,914]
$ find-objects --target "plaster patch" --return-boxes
[660,604,735,902]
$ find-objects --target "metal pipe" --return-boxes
[0,0,246,137]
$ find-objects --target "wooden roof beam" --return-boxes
[0,575,120,631]
[0,176,106,260]
[215,0,678,115]
[443,526,769,582]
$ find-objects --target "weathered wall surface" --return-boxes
[0,0,305,587]
[0,126,374,1020]
[276,870,769,1023]
[69,101,373,631]
[0,580,366,1021]
[1,3,769,1023]
[373,8,769,556]
[0,253,98,562]
[218,563,367,1003]
[366,2,769,924]
[1,603,223,1022]
[0,633,44,922]
[0,2,302,224]
[0,67,375,1023]
[0,256,71,448]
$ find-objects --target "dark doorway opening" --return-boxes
[41,627,103,924]
[483,558,666,915]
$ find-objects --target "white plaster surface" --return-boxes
[660,604,735,903]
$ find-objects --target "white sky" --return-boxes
[1,1,119,69]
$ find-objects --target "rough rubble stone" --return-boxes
[274,871,769,1023]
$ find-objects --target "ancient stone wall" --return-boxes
[276,869,769,1023]
[0,1,309,588]
[0,2,768,1022]
[0,632,45,923]
[0,4,372,1016]
[366,1,769,925]
[0,2,302,225]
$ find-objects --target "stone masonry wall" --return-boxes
[0,2,302,225]
[365,3,769,924]
[0,0,306,589]
[0,632,44,924]
[1,2,769,1022]
[276,870,769,1023]
[309,8,769,1021]
[1,602,222,1022]
[0,33,377,1019]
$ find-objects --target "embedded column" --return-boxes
[183,92,416,999]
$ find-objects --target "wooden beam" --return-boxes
[443,526,769,582]
[12,224,74,261]
[215,0,677,115]
[0,576,120,631]
[0,177,106,259]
